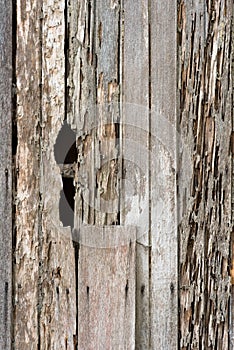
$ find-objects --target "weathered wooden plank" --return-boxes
[68,0,121,229]
[14,0,42,346]
[78,226,136,349]
[0,0,12,348]
[122,0,150,347]
[150,1,178,348]
[68,1,124,346]
[178,1,233,348]
[39,1,76,348]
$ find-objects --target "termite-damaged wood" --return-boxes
[78,226,136,349]
[68,0,121,228]
[11,0,234,348]
[14,0,76,348]
[68,0,123,345]
[178,1,233,348]
[0,0,12,348]
[39,1,76,348]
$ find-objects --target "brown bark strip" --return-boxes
[14,0,42,347]
[0,0,12,348]
[14,1,77,347]
[178,1,233,348]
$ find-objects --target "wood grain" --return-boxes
[39,1,76,347]
[14,0,41,346]
[122,0,150,347]
[0,0,12,348]
[68,0,121,228]
[78,226,136,349]
[10,0,234,348]
[150,1,178,348]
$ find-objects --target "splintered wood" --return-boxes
[178,1,233,348]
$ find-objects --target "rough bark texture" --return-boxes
[14,0,41,346]
[0,0,12,348]
[14,0,76,348]
[178,1,233,348]
[40,1,76,348]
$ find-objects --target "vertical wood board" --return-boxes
[14,0,42,346]
[40,1,76,348]
[122,0,150,347]
[178,1,233,348]
[78,226,136,350]
[150,1,178,348]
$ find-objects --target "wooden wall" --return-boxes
[0,0,233,349]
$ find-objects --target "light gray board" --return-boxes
[150,1,178,349]
[78,225,136,349]
[122,0,150,347]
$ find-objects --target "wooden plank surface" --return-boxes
[68,0,121,229]
[150,1,178,348]
[78,226,136,349]
[178,1,233,348]
[122,0,150,347]
[39,0,76,347]
[68,0,123,346]
[14,0,42,346]
[15,0,77,347]
[11,0,233,348]
[0,0,12,348]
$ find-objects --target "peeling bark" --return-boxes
[14,1,76,348]
[14,0,42,346]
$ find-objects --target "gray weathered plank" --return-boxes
[0,0,12,348]
[178,1,233,348]
[78,226,136,349]
[68,0,123,346]
[122,0,150,347]
[68,0,121,229]
[150,1,178,348]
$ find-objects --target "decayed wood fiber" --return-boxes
[178,1,233,348]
